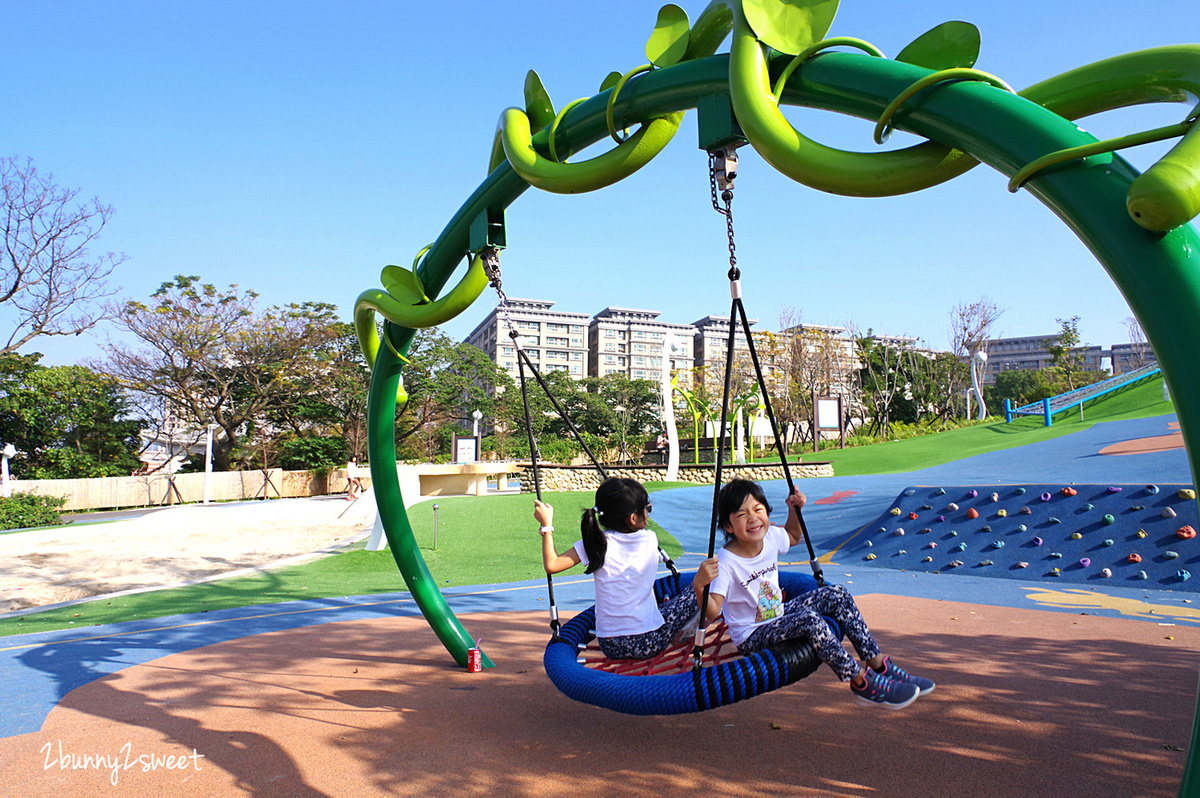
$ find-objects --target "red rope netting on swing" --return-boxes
[575,620,742,676]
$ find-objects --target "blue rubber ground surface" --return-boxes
[0,413,1193,739]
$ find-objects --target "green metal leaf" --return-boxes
[896,21,981,70]
[381,265,429,306]
[645,4,690,67]
[742,0,840,56]
[523,70,556,134]
[599,71,622,93]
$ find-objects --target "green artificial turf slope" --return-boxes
[0,376,1173,638]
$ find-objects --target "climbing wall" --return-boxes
[841,484,1200,591]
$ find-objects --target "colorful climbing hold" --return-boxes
[1163,507,1178,518]
[1049,517,1061,524]
[950,530,959,536]
[890,508,902,516]
[922,556,933,562]
[1129,553,1143,563]
[920,504,932,510]
[1082,503,1094,511]
[947,503,959,512]
[865,540,873,547]
[1107,486,1123,493]
[997,509,1007,518]
[937,515,946,522]
[1070,532,1083,540]
[1015,487,1027,495]
[1102,539,1114,547]
[904,488,916,496]
[897,549,907,555]
[1180,489,1197,500]
[1147,485,1160,495]
[1179,525,1198,539]
[1137,529,1148,538]
[990,492,999,502]
[1049,568,1061,576]
[949,560,963,568]
[1041,493,1052,502]
[1018,524,1028,533]
[969,489,978,498]
[920,527,932,534]
[1166,550,1180,559]
[1102,514,1115,525]
[866,553,877,560]
[929,542,938,549]
[981,525,991,532]
[1079,557,1091,567]
[954,542,967,551]
[966,508,979,519]
[1050,552,1063,558]
[1061,487,1077,497]
[1016,561,1029,568]
[978,559,993,566]
[934,488,946,496]
[908,511,918,520]
[1137,570,1148,580]
[992,540,1005,548]
[1019,506,1032,515]
[1179,570,1192,581]
[895,529,906,536]
[1033,536,1043,546]
[1101,568,1112,578]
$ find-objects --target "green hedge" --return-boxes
[0,492,67,531]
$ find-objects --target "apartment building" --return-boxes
[981,334,1108,384]
[589,306,696,386]
[464,298,590,380]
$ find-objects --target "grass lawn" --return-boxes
[0,376,1174,638]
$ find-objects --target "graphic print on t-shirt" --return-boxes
[755,580,781,622]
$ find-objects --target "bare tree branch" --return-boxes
[0,157,125,354]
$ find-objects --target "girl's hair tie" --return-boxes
[591,506,600,514]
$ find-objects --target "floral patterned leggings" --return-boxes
[735,584,881,681]
[597,590,699,660]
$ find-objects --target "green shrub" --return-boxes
[0,492,67,530]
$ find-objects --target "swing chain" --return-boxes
[481,246,520,340]
[708,148,739,282]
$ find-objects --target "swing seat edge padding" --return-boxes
[544,570,839,715]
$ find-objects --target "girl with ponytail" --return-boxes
[535,477,700,660]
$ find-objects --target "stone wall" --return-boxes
[518,462,833,493]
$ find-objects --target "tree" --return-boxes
[97,276,339,471]
[948,297,1004,419]
[0,354,145,478]
[0,157,126,354]
[984,368,1053,410]
[1124,315,1152,370]
[1042,315,1087,391]
[396,328,509,461]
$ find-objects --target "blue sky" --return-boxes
[4,0,1196,366]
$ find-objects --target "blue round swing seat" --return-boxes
[543,569,841,715]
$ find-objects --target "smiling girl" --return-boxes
[693,479,934,709]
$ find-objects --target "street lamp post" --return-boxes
[471,409,483,437]
[1,443,16,498]
[614,405,628,464]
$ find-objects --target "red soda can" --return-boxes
[467,647,482,673]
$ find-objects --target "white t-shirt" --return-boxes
[573,529,664,638]
[710,524,791,646]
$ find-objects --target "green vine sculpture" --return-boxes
[352,7,1200,762]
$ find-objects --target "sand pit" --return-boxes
[0,496,377,613]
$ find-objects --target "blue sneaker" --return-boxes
[878,656,935,695]
[851,668,919,709]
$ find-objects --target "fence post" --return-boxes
[1043,398,1053,427]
